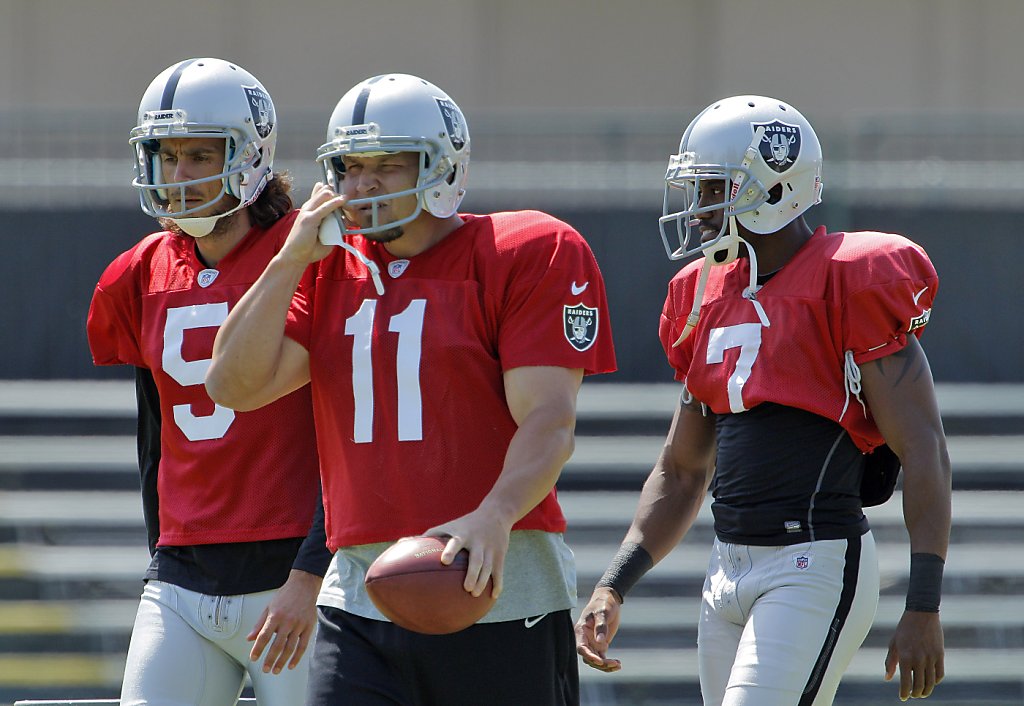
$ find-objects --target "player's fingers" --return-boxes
[919,662,937,698]
[261,617,301,673]
[489,559,504,599]
[910,660,926,699]
[898,659,913,701]
[467,551,492,596]
[250,626,275,663]
[883,644,897,681]
[437,534,463,565]
[246,607,270,643]
[594,658,622,672]
[266,631,295,674]
[300,182,331,211]
[575,642,621,673]
[574,612,606,657]
[288,629,312,670]
[935,654,945,684]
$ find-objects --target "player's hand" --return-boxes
[247,569,322,674]
[884,610,945,700]
[278,182,345,267]
[423,510,513,600]
[575,587,623,672]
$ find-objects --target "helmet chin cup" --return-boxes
[170,213,222,238]
[698,216,742,266]
[705,229,741,265]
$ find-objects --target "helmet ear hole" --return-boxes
[766,183,785,205]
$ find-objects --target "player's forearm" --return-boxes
[624,455,709,564]
[207,254,307,409]
[623,399,715,563]
[899,435,952,558]
[477,405,576,527]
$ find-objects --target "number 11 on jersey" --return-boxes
[345,298,427,443]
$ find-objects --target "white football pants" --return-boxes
[698,533,879,706]
[120,580,312,706]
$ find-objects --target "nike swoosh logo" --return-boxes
[524,613,548,629]
[571,281,589,296]
[912,286,928,305]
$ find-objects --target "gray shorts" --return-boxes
[120,580,312,706]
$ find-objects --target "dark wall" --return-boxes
[0,204,1014,382]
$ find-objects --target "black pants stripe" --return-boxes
[800,534,863,705]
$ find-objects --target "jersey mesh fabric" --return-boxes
[87,213,321,546]
[285,210,616,549]
[660,227,938,453]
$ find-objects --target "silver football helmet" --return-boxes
[316,73,470,236]
[659,95,823,264]
[129,58,278,236]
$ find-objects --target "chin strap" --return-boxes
[672,254,712,346]
[672,129,771,348]
[740,237,771,328]
[672,217,771,348]
[337,240,385,295]
[319,212,386,295]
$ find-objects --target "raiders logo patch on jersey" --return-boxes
[908,308,931,333]
[753,120,801,173]
[564,304,598,352]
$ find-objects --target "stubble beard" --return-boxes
[363,225,405,243]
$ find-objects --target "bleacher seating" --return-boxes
[1,380,1022,705]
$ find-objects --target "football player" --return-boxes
[87,58,331,705]
[206,73,617,706]
[574,95,951,705]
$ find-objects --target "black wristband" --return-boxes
[596,542,653,604]
[905,552,944,613]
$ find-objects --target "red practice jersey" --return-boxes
[87,213,321,547]
[660,227,938,452]
[286,210,617,549]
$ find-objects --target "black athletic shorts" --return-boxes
[306,606,579,706]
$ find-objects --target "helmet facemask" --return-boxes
[316,123,459,237]
[659,126,772,266]
[315,74,471,240]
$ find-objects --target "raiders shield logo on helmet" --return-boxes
[753,120,801,173]
[564,304,598,352]
[243,85,275,139]
[435,98,467,152]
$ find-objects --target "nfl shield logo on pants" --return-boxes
[564,303,598,352]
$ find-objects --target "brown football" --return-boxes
[365,536,496,634]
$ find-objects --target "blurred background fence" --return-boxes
[0,106,1021,382]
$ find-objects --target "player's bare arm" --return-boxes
[575,398,716,672]
[859,336,951,701]
[207,184,344,410]
[424,365,583,600]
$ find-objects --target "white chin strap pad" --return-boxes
[170,214,222,237]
